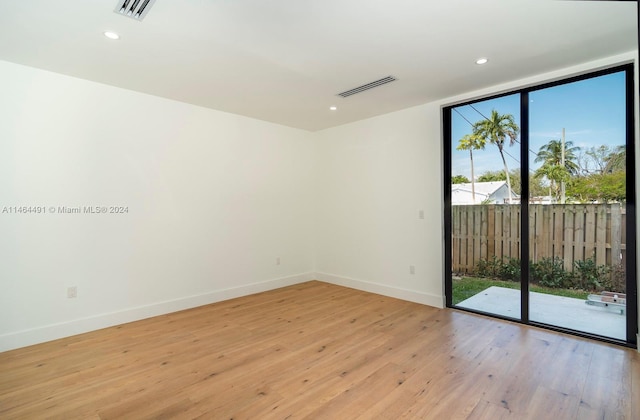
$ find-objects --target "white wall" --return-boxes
[0,60,315,351]
[314,103,445,307]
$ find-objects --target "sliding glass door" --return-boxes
[527,73,631,340]
[449,94,522,320]
[444,64,637,346]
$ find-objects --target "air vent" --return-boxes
[337,76,397,98]
[114,0,157,21]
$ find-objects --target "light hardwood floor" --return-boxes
[1,281,638,419]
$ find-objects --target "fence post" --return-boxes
[563,205,575,271]
[610,204,622,268]
[487,205,495,261]
[595,206,607,266]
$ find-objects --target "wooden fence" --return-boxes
[451,204,626,274]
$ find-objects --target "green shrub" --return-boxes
[530,257,571,288]
[475,256,501,278]
[475,256,520,282]
[499,257,521,281]
[574,258,611,291]
[474,255,618,292]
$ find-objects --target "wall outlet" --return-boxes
[67,286,77,299]
[276,257,281,266]
[419,210,425,219]
[409,265,415,275]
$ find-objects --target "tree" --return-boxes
[452,175,470,184]
[527,172,551,199]
[477,170,506,182]
[568,171,625,203]
[604,145,625,173]
[456,133,486,203]
[584,145,611,174]
[534,164,570,201]
[472,110,519,203]
[534,139,580,203]
[535,139,579,174]
[570,144,626,202]
[579,145,624,175]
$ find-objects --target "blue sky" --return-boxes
[451,71,627,180]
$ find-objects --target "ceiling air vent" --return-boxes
[337,76,397,98]
[114,0,157,21]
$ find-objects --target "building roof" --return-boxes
[451,181,520,205]
[451,181,510,196]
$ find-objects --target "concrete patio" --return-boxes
[458,286,626,340]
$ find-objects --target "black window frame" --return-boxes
[443,63,637,348]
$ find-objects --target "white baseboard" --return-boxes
[0,272,314,353]
[314,272,444,309]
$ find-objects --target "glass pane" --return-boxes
[528,71,627,340]
[451,94,521,320]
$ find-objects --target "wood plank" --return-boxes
[473,205,482,266]
[0,281,637,419]
[452,205,460,272]
[461,205,469,273]
[563,205,575,271]
[480,205,488,261]
[466,205,474,273]
[525,385,580,418]
[631,351,640,419]
[540,204,552,261]
[529,204,537,262]
[610,204,622,268]
[584,205,597,260]
[510,204,519,259]
[537,336,593,397]
[553,205,564,259]
[595,205,607,265]
[573,205,585,264]
[499,205,508,261]
[467,400,514,419]
[487,205,496,259]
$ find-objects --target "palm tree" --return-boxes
[456,133,486,203]
[472,110,519,203]
[534,164,570,200]
[534,139,580,203]
[535,139,579,174]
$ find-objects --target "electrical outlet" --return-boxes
[419,210,424,219]
[409,265,415,275]
[67,286,77,299]
[276,257,281,266]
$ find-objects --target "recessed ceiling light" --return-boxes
[329,106,337,111]
[103,31,120,40]
[475,57,488,65]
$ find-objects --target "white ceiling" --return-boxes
[0,0,636,131]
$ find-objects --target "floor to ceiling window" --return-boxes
[444,64,637,346]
